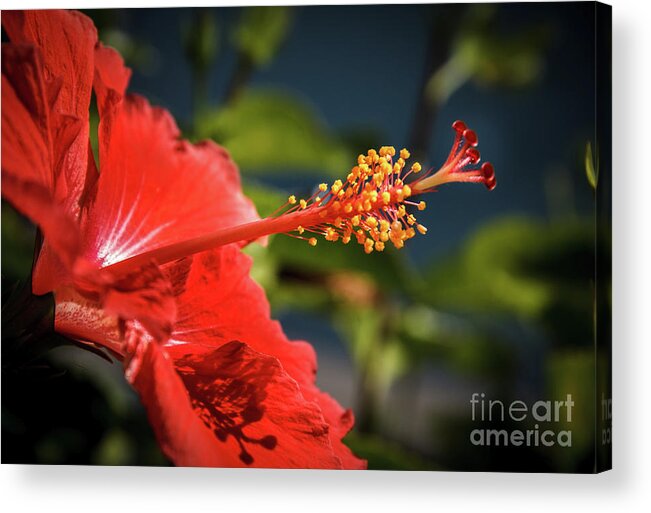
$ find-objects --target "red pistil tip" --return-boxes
[411,120,496,193]
[276,121,495,253]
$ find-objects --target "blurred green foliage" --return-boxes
[232,7,292,68]
[1,201,36,281]
[426,5,550,105]
[196,90,354,176]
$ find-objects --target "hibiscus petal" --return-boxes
[135,338,344,468]
[80,95,260,268]
[1,44,82,258]
[2,9,97,218]
[93,43,131,114]
[100,261,177,342]
[126,337,243,467]
[164,245,366,469]
[2,10,98,294]
[1,45,52,192]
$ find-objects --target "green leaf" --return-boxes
[196,89,354,177]
[232,7,292,67]
[585,141,598,191]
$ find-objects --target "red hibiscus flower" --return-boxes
[2,9,494,469]
[2,9,363,469]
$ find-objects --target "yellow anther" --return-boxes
[332,179,343,194]
[393,163,402,174]
[297,226,305,234]
[407,215,416,225]
[355,230,366,244]
[364,238,374,254]
[411,162,422,173]
[308,237,318,246]
[357,154,366,165]
[299,199,307,209]
[344,203,354,214]
[315,196,322,204]
[397,205,406,217]
[351,215,361,227]
[381,191,391,205]
[366,217,378,228]
[379,219,390,232]
[417,224,428,235]
[391,221,402,232]
[400,148,410,160]
[406,228,416,239]
[375,241,385,252]
[395,188,404,202]
[325,228,339,242]
[288,195,297,204]
[402,184,412,198]
[418,201,427,211]
[342,235,351,244]
[319,183,328,192]
[380,232,389,242]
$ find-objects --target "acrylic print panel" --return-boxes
[1,2,611,472]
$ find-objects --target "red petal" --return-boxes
[126,338,243,467]
[1,45,82,263]
[134,337,343,468]
[55,286,123,356]
[163,246,366,469]
[2,9,97,218]
[1,45,52,192]
[2,10,98,293]
[100,261,177,342]
[1,173,80,271]
[93,43,131,115]
[80,95,260,268]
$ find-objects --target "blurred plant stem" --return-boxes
[183,8,219,123]
[223,53,254,104]
[223,7,292,104]
[407,5,463,160]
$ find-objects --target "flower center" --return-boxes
[269,120,496,254]
[102,120,495,277]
